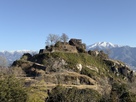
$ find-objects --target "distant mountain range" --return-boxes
[87,42,136,70]
[1,42,136,70]
[87,42,121,49]
[0,50,37,66]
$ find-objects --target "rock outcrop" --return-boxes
[104,59,135,82]
[11,41,136,101]
[69,39,86,52]
[39,38,86,54]
[88,50,108,59]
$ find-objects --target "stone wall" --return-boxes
[39,38,86,54]
[69,39,86,52]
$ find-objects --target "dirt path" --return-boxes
[45,84,99,90]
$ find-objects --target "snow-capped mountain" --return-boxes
[87,42,136,70]
[0,50,37,66]
[87,42,121,50]
[1,42,136,71]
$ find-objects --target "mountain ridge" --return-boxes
[87,42,136,70]
[0,50,37,66]
[1,42,136,70]
[87,42,123,50]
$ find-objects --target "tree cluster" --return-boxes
[45,33,69,47]
[0,75,28,102]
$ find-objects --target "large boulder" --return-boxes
[21,53,33,61]
[88,50,108,59]
[69,39,86,53]
[104,59,135,82]
[45,58,68,73]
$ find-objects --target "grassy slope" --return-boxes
[13,52,136,102]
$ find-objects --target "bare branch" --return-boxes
[46,34,60,46]
[61,33,69,43]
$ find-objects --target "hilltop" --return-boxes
[10,38,136,102]
[2,41,136,72]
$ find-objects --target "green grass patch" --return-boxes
[37,52,108,68]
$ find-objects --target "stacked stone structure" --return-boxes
[39,38,86,54]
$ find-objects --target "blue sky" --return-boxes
[0,0,136,51]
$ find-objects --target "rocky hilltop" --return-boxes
[12,39,136,102]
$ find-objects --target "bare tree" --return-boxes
[45,34,60,46]
[61,33,69,44]
[54,34,60,44]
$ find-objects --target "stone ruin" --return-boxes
[69,39,86,50]
[39,38,86,54]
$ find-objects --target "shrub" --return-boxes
[80,67,97,79]
[0,75,28,102]
[76,47,86,53]
[120,92,136,102]
[54,41,61,47]
[98,51,108,59]
[46,85,101,102]
[109,83,136,102]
